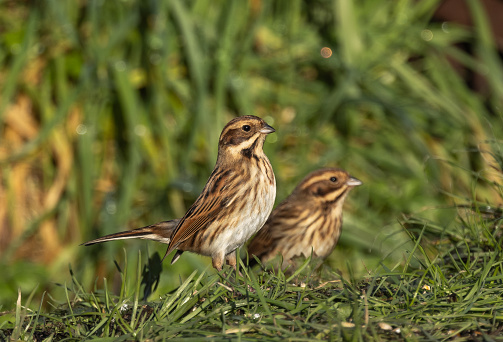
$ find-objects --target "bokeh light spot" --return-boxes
[320,47,332,58]
[76,124,88,135]
[106,201,117,215]
[441,22,450,33]
[134,124,147,137]
[115,60,126,71]
[421,29,433,41]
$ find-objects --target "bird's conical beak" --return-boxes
[259,123,275,134]
[347,177,362,187]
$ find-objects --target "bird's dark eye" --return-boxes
[330,177,337,182]
[242,125,251,132]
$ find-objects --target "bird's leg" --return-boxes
[225,251,237,268]
[212,253,225,272]
[213,252,237,291]
[225,251,244,277]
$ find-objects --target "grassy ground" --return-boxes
[1,0,503,340]
[3,198,503,340]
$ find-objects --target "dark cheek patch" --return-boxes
[314,184,346,200]
[221,128,248,146]
[314,186,333,197]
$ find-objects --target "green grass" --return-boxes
[3,200,503,340]
[3,165,503,340]
[1,0,503,339]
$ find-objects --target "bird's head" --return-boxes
[218,115,275,159]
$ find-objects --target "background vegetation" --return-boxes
[0,0,502,339]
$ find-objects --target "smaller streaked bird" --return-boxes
[247,168,361,268]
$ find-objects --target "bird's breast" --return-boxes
[199,158,276,256]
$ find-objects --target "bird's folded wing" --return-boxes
[163,166,238,259]
[174,213,216,244]
[164,194,231,257]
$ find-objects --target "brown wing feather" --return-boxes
[170,208,219,245]
[163,167,235,259]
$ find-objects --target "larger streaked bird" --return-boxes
[247,168,361,267]
[83,115,276,271]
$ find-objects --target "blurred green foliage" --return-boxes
[0,0,501,309]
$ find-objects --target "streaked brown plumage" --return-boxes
[83,115,276,271]
[247,168,361,267]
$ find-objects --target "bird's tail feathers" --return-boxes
[82,219,179,246]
